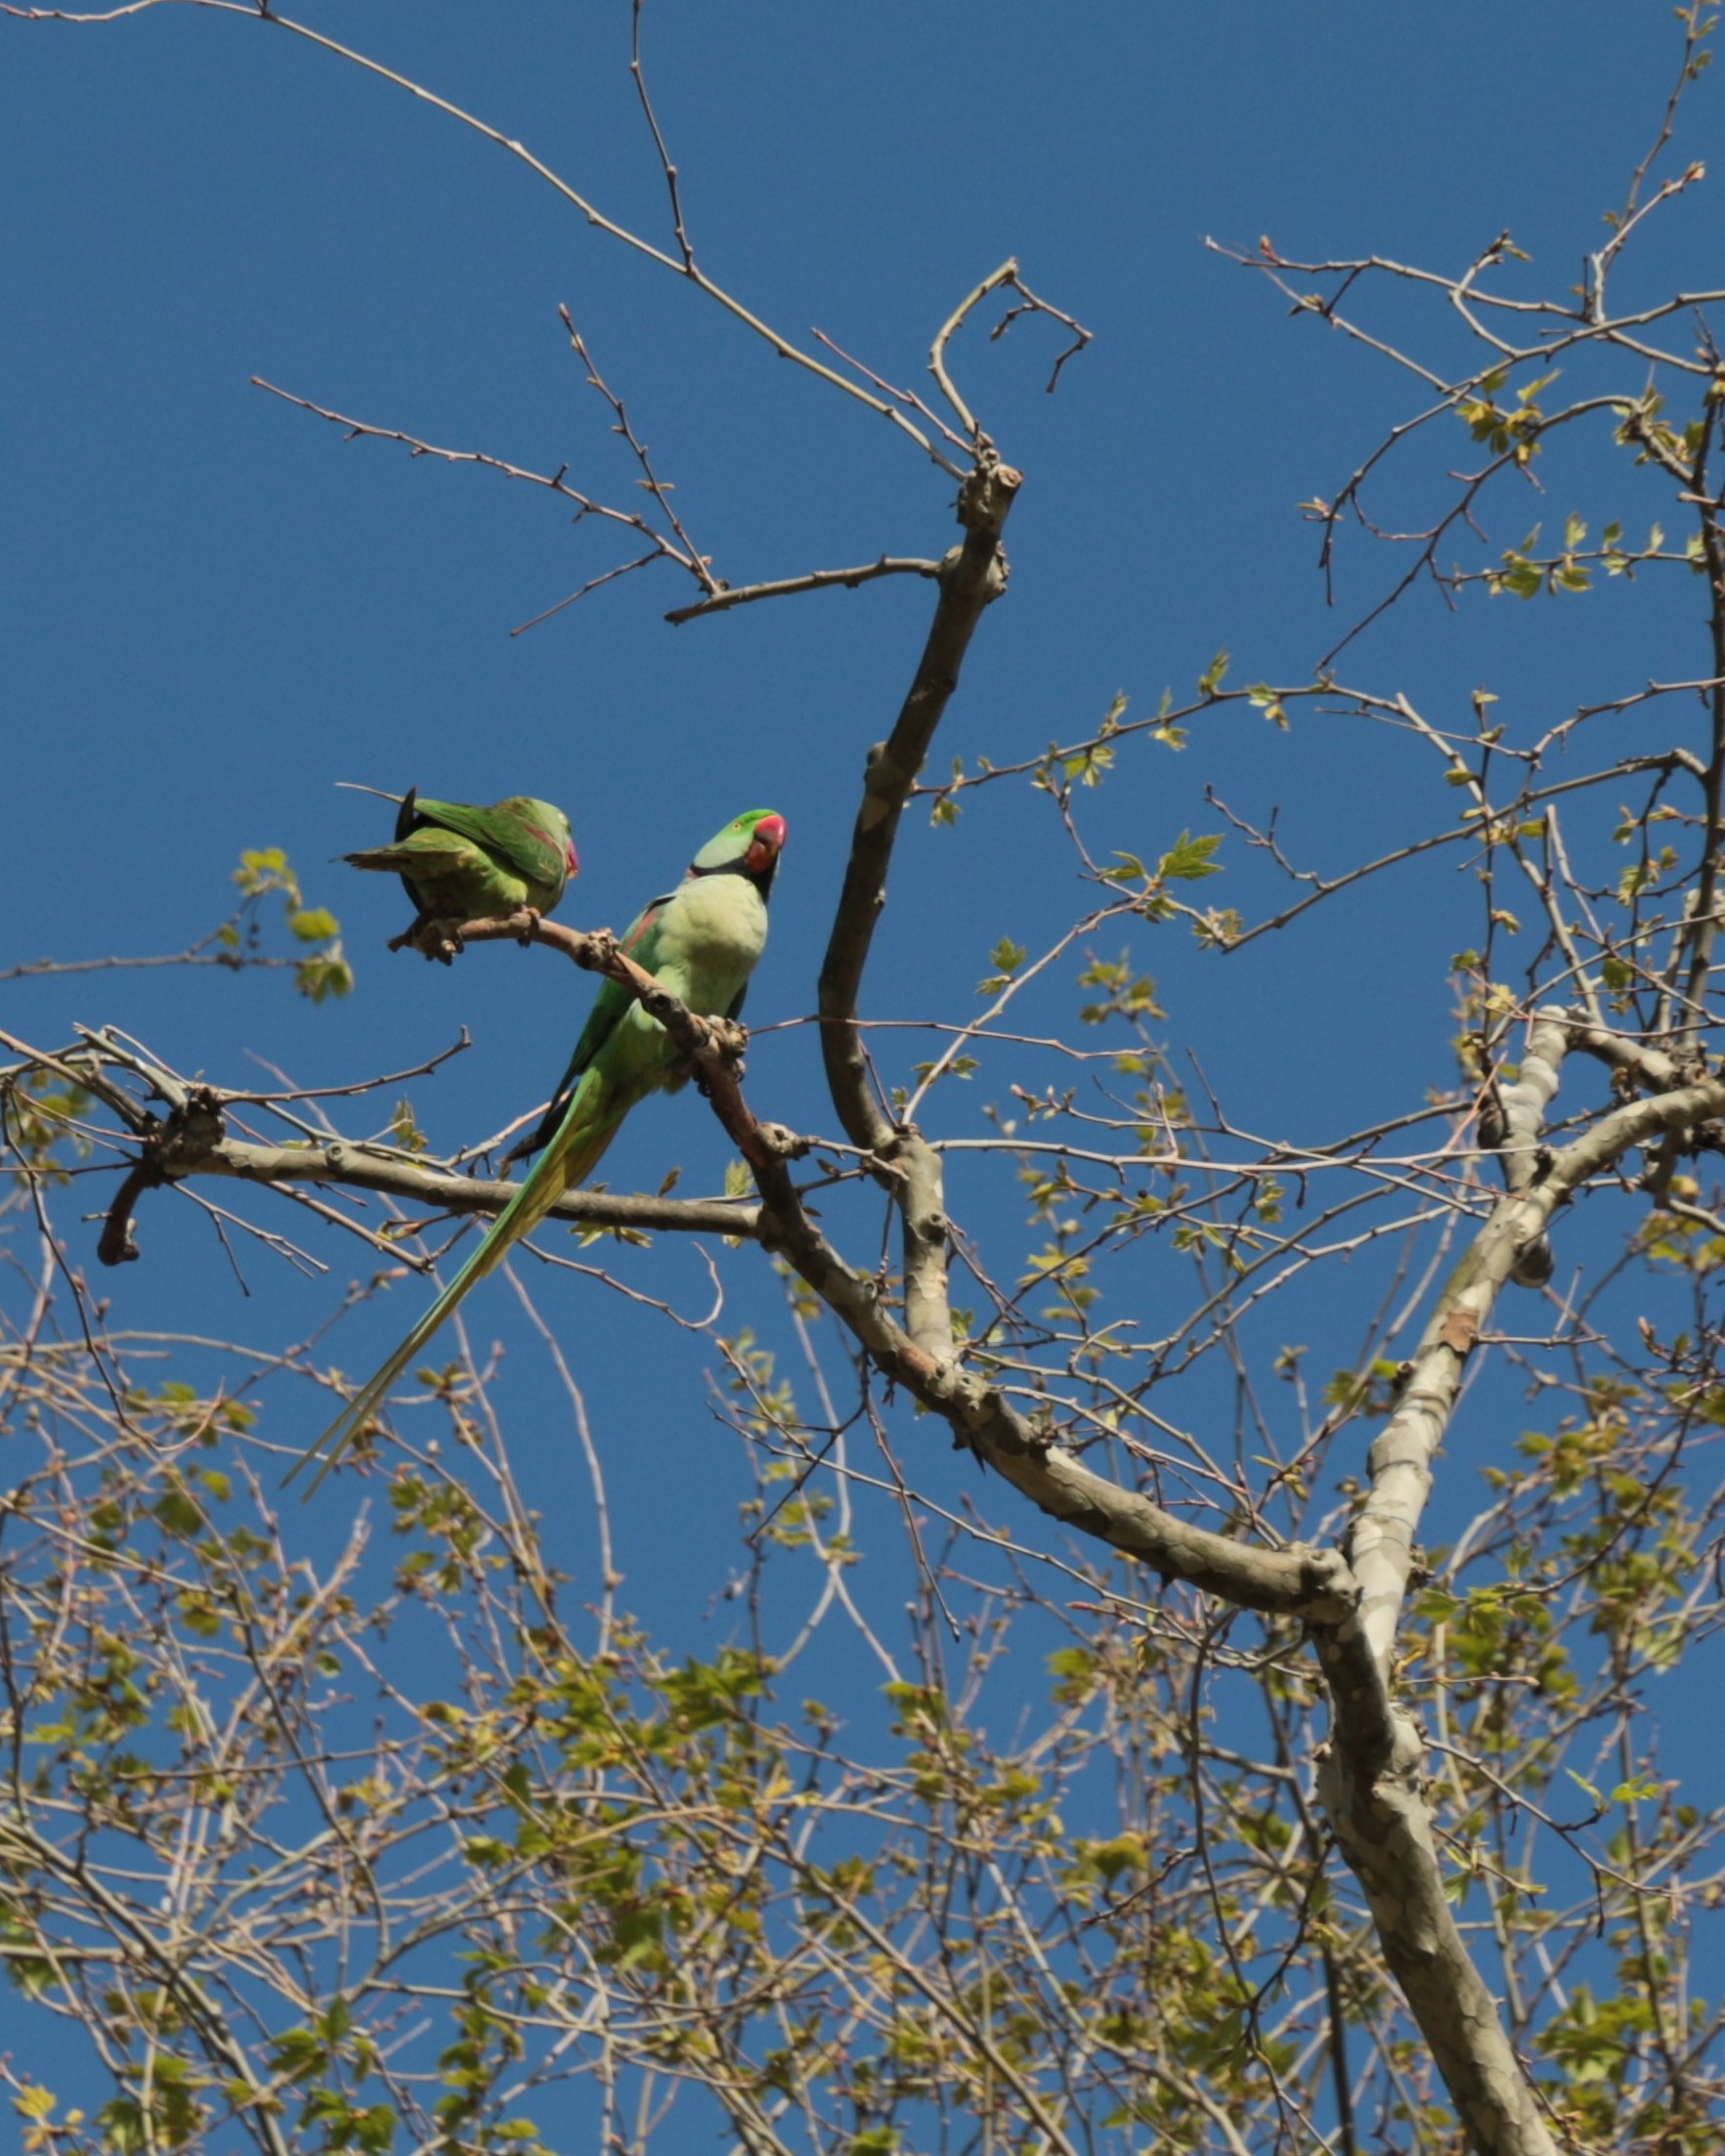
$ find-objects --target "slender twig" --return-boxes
[665,558,941,625]
[928,259,1020,443]
[628,0,693,269]
[510,551,667,637]
[987,272,1093,394]
[558,304,717,593]
[251,375,697,570]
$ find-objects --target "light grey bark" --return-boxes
[1309,1010,1725,2156]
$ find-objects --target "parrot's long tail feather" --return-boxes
[288,1072,623,1495]
[289,1254,491,1495]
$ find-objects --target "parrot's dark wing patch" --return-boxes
[394,788,425,912]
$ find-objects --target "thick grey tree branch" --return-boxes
[817,455,1021,1152]
[153,1130,758,1251]
[1302,1012,1725,2156]
[896,1128,955,1363]
[1479,1008,1568,1284]
[1342,1021,1725,1715]
[1567,1016,1687,1091]
[1315,1732,1562,2156]
[0,1015,760,1271]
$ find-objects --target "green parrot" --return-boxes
[340,787,579,934]
[290,807,787,1492]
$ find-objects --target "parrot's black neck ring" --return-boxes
[688,859,778,896]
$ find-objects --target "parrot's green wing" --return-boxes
[508,895,672,1163]
[413,796,571,896]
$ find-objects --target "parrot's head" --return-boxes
[690,809,787,897]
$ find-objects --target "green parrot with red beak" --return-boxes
[290,807,787,1492]
[341,787,579,937]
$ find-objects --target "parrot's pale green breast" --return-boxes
[612,870,770,1075]
[657,870,771,994]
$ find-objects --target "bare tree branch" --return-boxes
[666,558,941,626]
[818,455,1022,1151]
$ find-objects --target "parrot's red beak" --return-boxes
[565,839,581,877]
[744,814,787,873]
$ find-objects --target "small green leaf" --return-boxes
[1156,831,1224,884]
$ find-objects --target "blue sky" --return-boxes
[5,1,1723,2139]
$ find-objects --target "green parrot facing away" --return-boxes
[289,807,787,1492]
[340,787,579,934]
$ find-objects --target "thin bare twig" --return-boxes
[988,271,1094,394]
[629,0,693,269]
[558,303,717,593]
[665,558,941,625]
[251,374,698,574]
[929,259,1020,443]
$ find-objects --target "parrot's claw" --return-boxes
[389,915,465,965]
[511,907,542,947]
